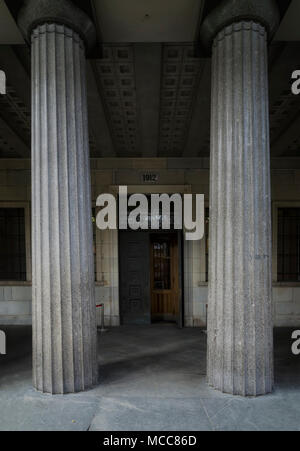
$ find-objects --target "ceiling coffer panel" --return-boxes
[158,44,202,157]
[94,45,140,157]
[0,83,30,157]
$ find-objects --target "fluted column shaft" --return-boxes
[31,23,97,394]
[207,22,273,396]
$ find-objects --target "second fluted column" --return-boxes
[201,0,280,396]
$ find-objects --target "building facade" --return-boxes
[0,0,299,395]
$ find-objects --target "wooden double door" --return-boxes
[119,231,182,326]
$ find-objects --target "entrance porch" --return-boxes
[0,324,299,431]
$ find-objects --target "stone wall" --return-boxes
[273,286,300,327]
[95,229,120,327]
[2,285,299,328]
[0,285,31,325]
[0,158,300,328]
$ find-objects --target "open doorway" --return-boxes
[119,231,183,327]
[150,233,180,324]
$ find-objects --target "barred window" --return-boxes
[277,208,300,282]
[0,208,26,281]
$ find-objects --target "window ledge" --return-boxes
[1,281,300,288]
[273,282,300,287]
[0,281,32,287]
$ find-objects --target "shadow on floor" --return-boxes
[0,325,299,431]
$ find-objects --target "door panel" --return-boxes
[119,231,151,325]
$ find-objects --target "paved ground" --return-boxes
[0,324,299,431]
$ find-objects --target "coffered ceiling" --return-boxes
[274,0,300,42]
[0,0,299,159]
[0,0,23,45]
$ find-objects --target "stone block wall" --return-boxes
[273,287,300,327]
[0,158,299,328]
[0,285,31,325]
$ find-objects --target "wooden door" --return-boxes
[150,234,180,322]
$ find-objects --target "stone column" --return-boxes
[200,0,280,396]
[18,0,98,394]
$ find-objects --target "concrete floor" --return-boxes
[0,324,299,431]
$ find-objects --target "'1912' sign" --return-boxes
[142,173,159,183]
